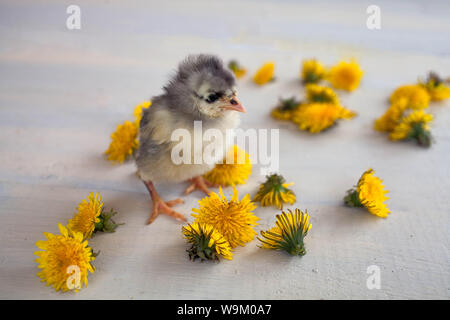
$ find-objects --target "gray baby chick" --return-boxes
[135,54,246,224]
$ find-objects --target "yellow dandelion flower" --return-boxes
[182,222,233,261]
[253,62,275,85]
[291,103,356,133]
[419,72,450,101]
[305,84,339,105]
[133,101,151,125]
[390,110,433,147]
[67,192,103,239]
[426,85,450,101]
[253,174,296,209]
[327,60,363,92]
[35,224,95,292]
[301,59,326,84]
[374,97,408,132]
[344,169,390,218]
[228,60,247,79]
[105,120,139,163]
[270,97,302,121]
[390,84,430,110]
[192,186,259,248]
[258,209,311,256]
[203,145,252,186]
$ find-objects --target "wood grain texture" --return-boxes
[0,0,449,299]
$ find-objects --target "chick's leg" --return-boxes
[143,180,185,224]
[184,176,216,195]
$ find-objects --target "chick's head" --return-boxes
[165,54,246,118]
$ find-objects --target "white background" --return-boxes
[0,0,449,299]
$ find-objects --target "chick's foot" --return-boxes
[184,176,216,195]
[143,180,185,224]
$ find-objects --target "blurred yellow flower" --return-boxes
[390,84,430,110]
[305,84,339,105]
[390,110,433,147]
[327,60,363,91]
[374,97,408,133]
[105,120,138,163]
[203,145,251,186]
[133,101,151,125]
[228,60,247,79]
[270,97,302,121]
[253,62,275,85]
[291,103,356,133]
[301,59,326,84]
[419,72,450,101]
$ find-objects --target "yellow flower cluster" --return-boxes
[375,79,438,147]
[105,101,151,163]
[35,192,120,292]
[271,84,356,133]
[249,58,364,91]
[203,145,252,186]
[344,169,390,218]
[301,58,363,91]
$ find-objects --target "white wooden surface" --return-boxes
[0,0,449,299]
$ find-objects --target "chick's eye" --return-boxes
[206,93,220,103]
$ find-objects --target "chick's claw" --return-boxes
[147,197,186,225]
[184,176,215,195]
[143,180,186,224]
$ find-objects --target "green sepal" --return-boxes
[289,243,306,256]
[94,208,123,233]
[408,123,433,148]
[426,71,442,87]
[344,188,363,207]
[303,73,322,84]
[261,210,309,257]
[310,92,334,103]
[260,174,291,194]
[186,231,220,262]
[90,248,100,258]
[277,97,302,111]
[228,60,240,72]
[254,174,296,209]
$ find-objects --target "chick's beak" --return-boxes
[220,97,246,113]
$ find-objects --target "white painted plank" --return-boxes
[0,0,449,299]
